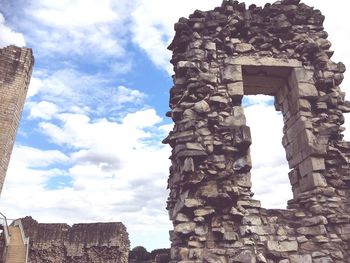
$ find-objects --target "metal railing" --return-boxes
[0,212,10,263]
[12,219,29,263]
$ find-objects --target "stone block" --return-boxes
[288,151,303,169]
[199,181,218,198]
[236,174,252,188]
[233,155,252,172]
[237,199,261,208]
[301,216,328,226]
[203,251,225,263]
[296,225,327,235]
[205,42,216,50]
[235,43,254,53]
[242,215,262,226]
[288,169,299,185]
[227,81,244,98]
[299,172,327,192]
[233,125,251,147]
[177,149,207,158]
[297,83,318,98]
[239,225,276,236]
[313,257,333,263]
[184,198,202,208]
[291,68,314,84]
[230,250,256,263]
[335,224,350,235]
[193,100,210,113]
[177,61,197,69]
[267,240,298,252]
[298,157,325,177]
[289,255,312,263]
[199,72,217,84]
[186,142,205,151]
[224,57,302,67]
[298,99,311,111]
[183,157,194,172]
[194,207,215,217]
[222,65,242,83]
[174,222,196,234]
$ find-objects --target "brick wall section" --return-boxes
[164,0,350,262]
[0,45,34,194]
[21,216,130,263]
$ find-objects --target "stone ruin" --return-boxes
[0,46,34,194]
[163,0,350,262]
[19,217,130,263]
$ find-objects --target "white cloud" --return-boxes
[0,108,171,250]
[122,109,162,129]
[28,69,146,115]
[0,13,26,47]
[29,101,59,120]
[31,0,119,28]
[27,76,44,98]
[39,109,162,149]
[23,0,132,59]
[114,86,146,107]
[11,145,69,168]
[130,0,222,74]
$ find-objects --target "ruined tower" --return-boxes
[164,0,350,262]
[0,46,34,194]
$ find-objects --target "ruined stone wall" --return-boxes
[0,45,34,194]
[164,0,350,262]
[21,217,130,263]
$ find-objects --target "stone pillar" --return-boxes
[0,46,34,194]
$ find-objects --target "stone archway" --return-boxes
[163,0,350,262]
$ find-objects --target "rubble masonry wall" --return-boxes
[21,217,130,263]
[164,0,350,262]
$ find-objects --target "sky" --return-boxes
[0,0,349,251]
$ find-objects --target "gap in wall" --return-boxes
[243,95,292,209]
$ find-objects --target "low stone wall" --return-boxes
[21,217,130,263]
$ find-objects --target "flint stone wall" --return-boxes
[164,0,350,262]
[0,45,34,194]
[21,217,130,263]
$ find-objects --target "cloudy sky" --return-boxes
[0,0,349,251]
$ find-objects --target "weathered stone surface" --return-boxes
[193,100,210,113]
[296,225,327,235]
[299,173,327,192]
[299,157,326,177]
[267,241,298,252]
[222,65,242,83]
[175,222,196,234]
[231,250,256,263]
[21,217,129,263]
[227,81,244,98]
[166,1,350,262]
[235,43,254,53]
[289,255,312,263]
[297,83,318,98]
[0,46,34,194]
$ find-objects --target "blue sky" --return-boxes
[0,0,349,251]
